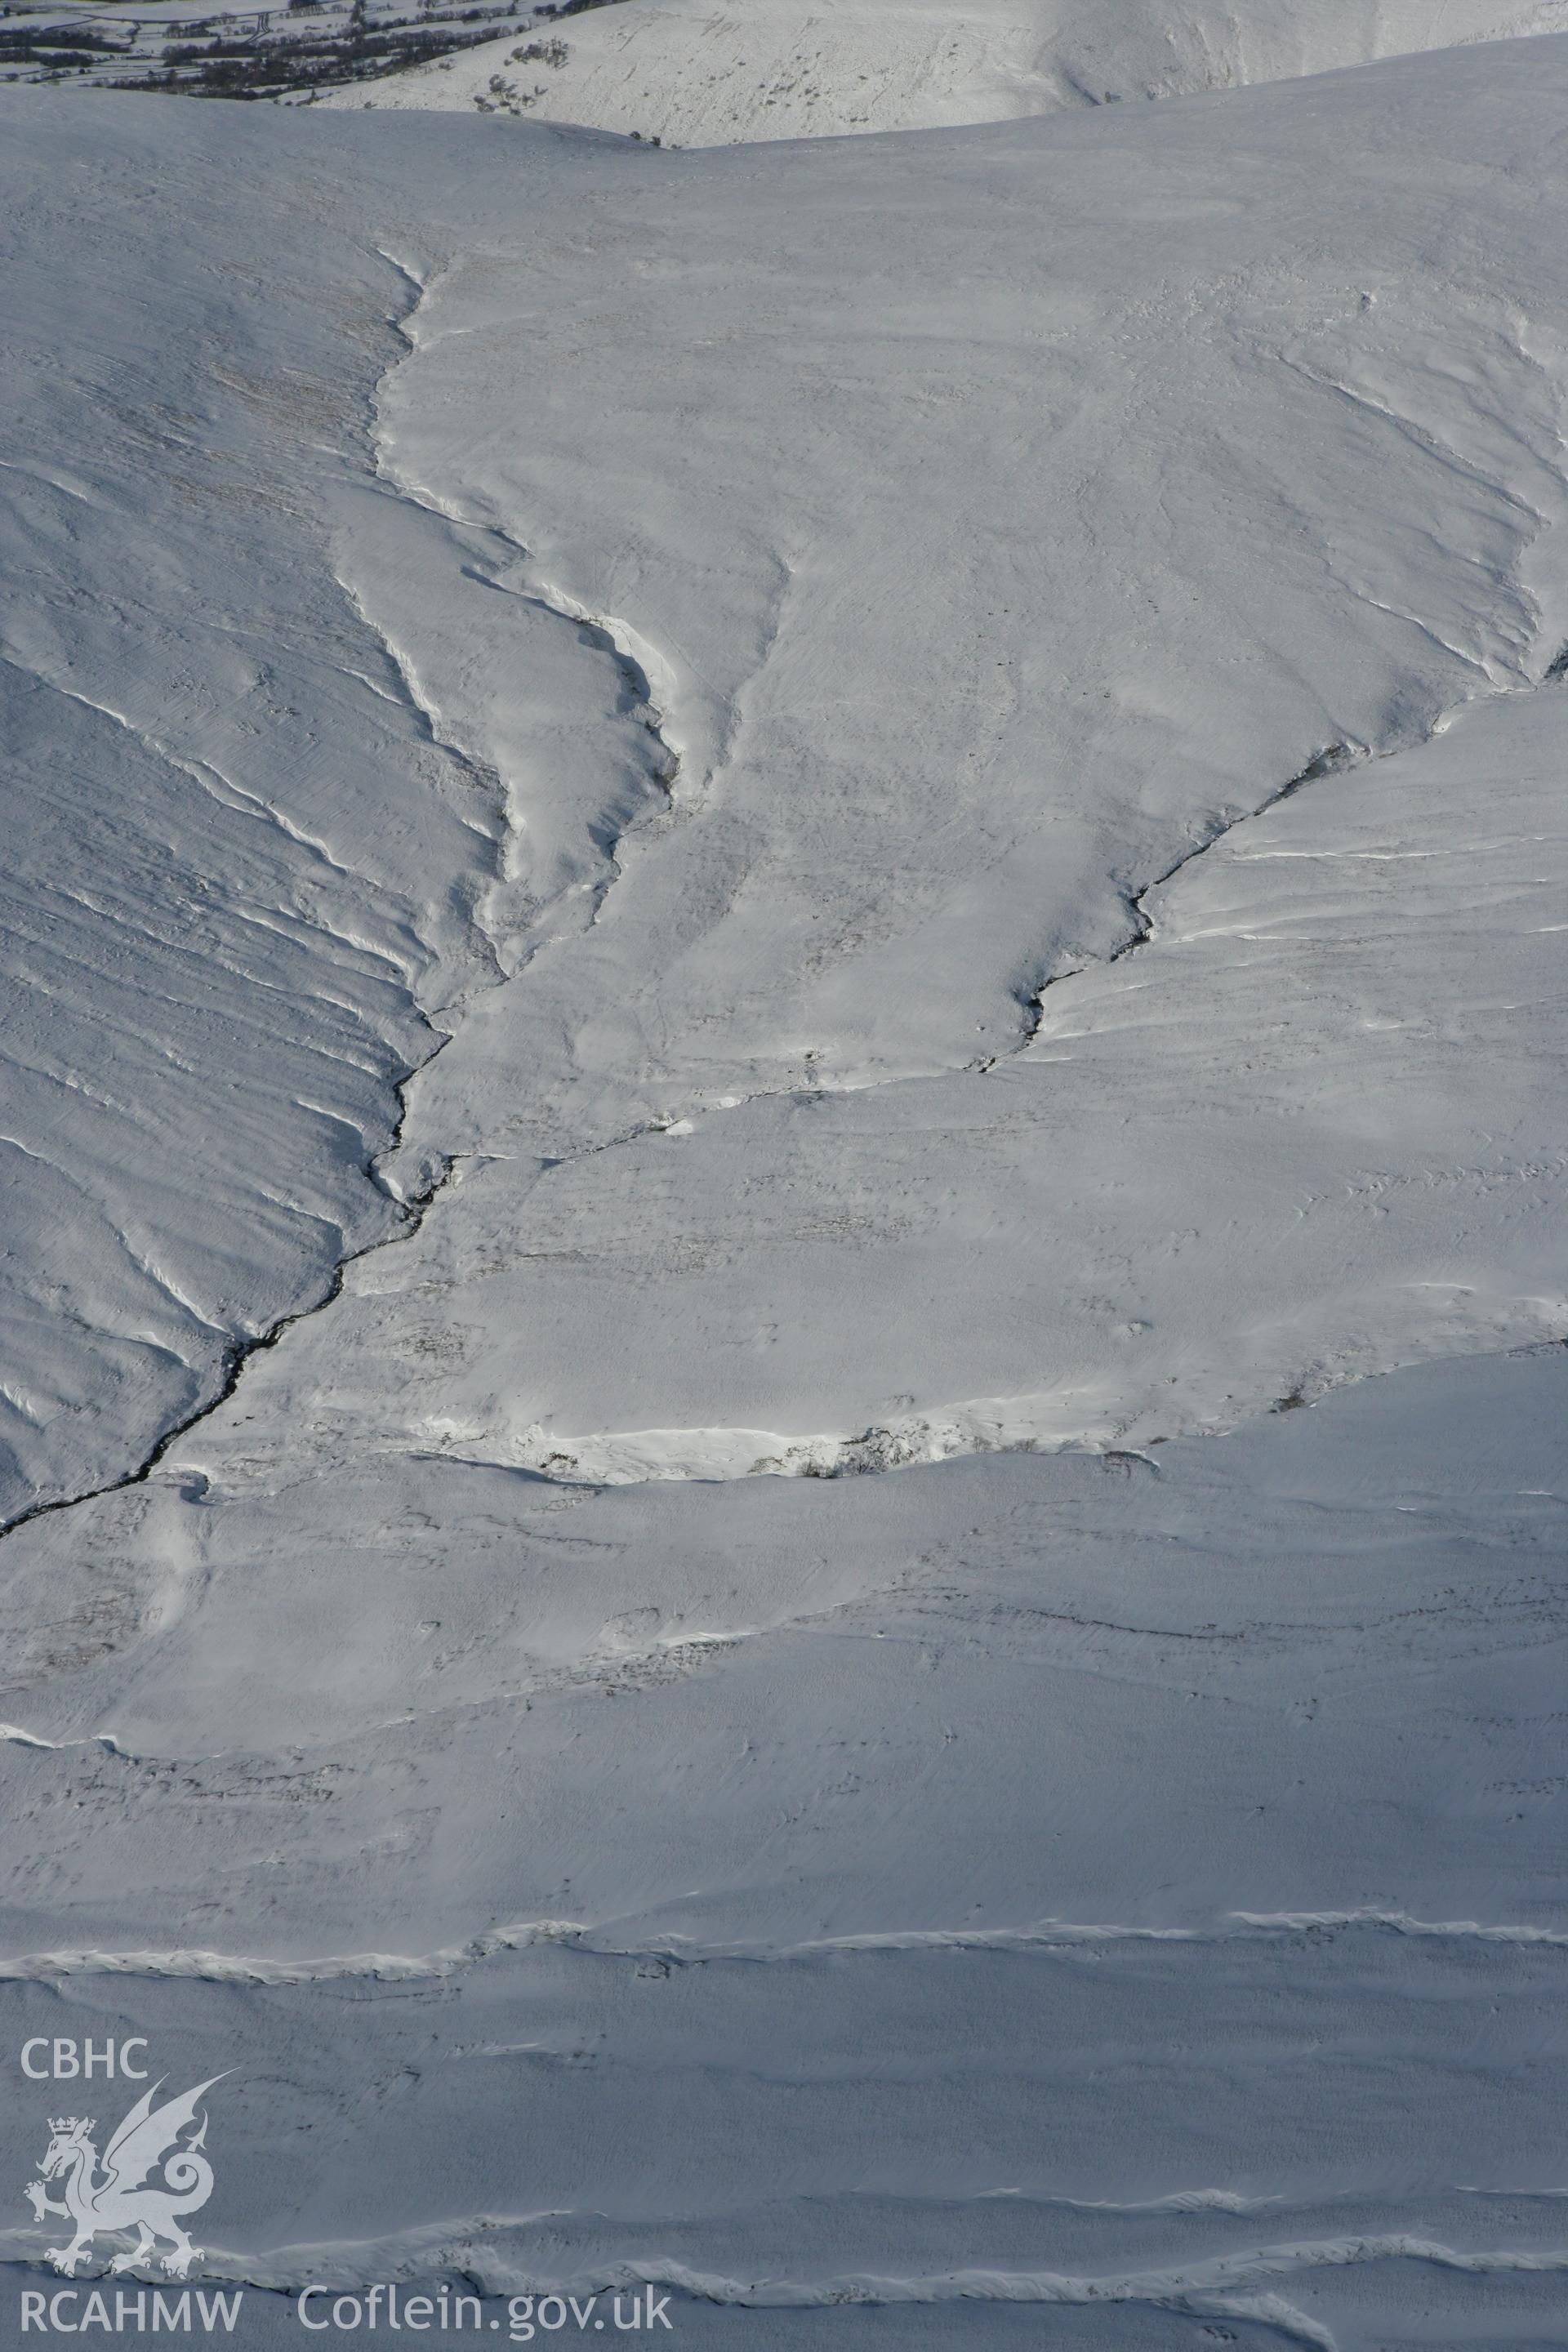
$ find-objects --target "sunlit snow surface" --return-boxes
[2,37,1567,2351]
[326,0,1568,142]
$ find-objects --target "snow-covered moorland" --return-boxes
[2,16,1566,2350]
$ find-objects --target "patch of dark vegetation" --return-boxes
[3,0,624,98]
[0,25,139,60]
[533,0,624,20]
[139,16,511,95]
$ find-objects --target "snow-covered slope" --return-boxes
[0,114,674,1525]
[0,146,487,1522]
[325,0,1568,141]
[3,31,1568,2346]
[7,1329,1568,2347]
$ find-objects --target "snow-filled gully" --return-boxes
[0,1043,463,1544]
[994,741,1360,1062]
[364,260,684,944]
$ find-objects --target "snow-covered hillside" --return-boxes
[2,22,1566,2351]
[19,0,1568,117]
[292,46,1568,1484]
[325,0,1568,140]
[0,150,501,1522]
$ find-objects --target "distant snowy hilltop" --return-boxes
[12,0,1568,123]
[2,9,1566,2346]
[322,0,1568,140]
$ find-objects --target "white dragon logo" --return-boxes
[24,2076,225,2278]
